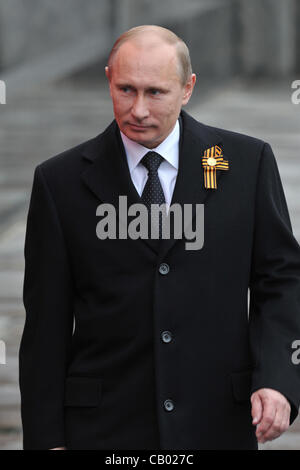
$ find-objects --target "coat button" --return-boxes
[161,331,172,343]
[164,399,175,411]
[159,263,170,275]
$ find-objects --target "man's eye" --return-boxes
[150,89,160,95]
[121,87,131,93]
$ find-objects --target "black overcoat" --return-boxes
[19,110,300,450]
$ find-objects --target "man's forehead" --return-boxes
[113,66,180,89]
[113,41,179,77]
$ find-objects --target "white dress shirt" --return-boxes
[120,120,180,213]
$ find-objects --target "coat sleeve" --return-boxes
[249,142,300,424]
[19,164,74,449]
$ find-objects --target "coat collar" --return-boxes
[80,109,226,256]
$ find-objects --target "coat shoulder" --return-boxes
[37,119,115,172]
[206,123,266,151]
[183,110,267,155]
[37,135,100,176]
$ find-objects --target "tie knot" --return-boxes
[141,151,164,173]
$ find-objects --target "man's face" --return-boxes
[106,39,196,148]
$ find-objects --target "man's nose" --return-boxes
[131,95,150,120]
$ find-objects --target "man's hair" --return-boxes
[106,25,193,85]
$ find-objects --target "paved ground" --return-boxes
[0,76,299,450]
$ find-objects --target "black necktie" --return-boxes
[140,151,166,239]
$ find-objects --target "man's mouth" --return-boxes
[128,123,151,130]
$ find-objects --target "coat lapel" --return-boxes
[158,110,227,258]
[80,121,161,254]
[80,110,228,257]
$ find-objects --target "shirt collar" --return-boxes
[120,119,180,173]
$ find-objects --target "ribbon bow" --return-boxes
[201,145,229,189]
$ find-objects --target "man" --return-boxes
[19,25,300,450]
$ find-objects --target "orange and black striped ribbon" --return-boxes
[201,145,229,189]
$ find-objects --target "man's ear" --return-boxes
[182,73,196,106]
[105,66,113,97]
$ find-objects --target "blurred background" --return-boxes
[0,0,300,450]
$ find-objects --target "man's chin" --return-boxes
[124,128,158,148]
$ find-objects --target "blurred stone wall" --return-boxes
[238,0,297,78]
[0,0,299,79]
[296,0,300,73]
[0,0,111,69]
